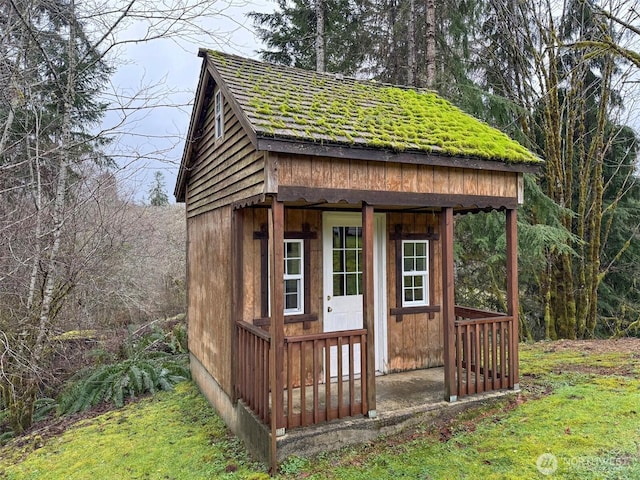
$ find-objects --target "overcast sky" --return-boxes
[105,0,272,203]
[105,2,640,203]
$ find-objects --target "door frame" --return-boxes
[322,211,387,374]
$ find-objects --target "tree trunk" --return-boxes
[315,0,325,72]
[425,0,436,88]
[407,0,416,86]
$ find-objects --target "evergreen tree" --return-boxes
[473,0,640,338]
[148,171,170,206]
[249,0,369,75]
[248,0,640,339]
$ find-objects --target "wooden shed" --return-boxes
[174,50,541,467]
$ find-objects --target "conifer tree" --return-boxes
[148,171,170,206]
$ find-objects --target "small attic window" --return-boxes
[214,88,224,139]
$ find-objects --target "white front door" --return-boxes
[323,212,387,377]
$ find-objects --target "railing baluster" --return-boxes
[337,336,344,417]
[464,324,471,395]
[325,338,332,420]
[456,324,463,396]
[349,337,355,416]
[501,321,508,389]
[251,332,255,410]
[491,321,498,390]
[313,339,319,424]
[287,341,293,428]
[483,322,490,392]
[360,333,367,414]
[474,323,481,394]
[263,338,270,423]
[300,340,306,426]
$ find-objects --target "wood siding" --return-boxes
[187,206,234,395]
[242,208,324,387]
[186,94,265,218]
[386,212,444,371]
[275,153,518,200]
[242,207,443,377]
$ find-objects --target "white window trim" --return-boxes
[283,239,304,315]
[214,89,224,139]
[401,240,429,307]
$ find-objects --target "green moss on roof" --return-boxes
[206,50,541,164]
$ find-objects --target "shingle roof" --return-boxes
[206,50,541,165]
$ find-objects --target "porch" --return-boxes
[236,305,517,430]
[231,200,520,467]
[275,366,514,460]
[234,353,515,462]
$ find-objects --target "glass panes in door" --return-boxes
[331,226,363,297]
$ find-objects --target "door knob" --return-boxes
[327,306,333,312]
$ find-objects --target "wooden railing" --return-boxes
[236,321,271,425]
[454,306,513,397]
[284,329,367,429]
[236,323,368,430]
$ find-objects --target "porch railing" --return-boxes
[284,329,367,428]
[236,321,271,425]
[454,306,514,397]
[236,321,368,430]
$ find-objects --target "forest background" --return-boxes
[1,0,639,440]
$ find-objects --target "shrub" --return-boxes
[57,338,190,415]
[58,324,190,415]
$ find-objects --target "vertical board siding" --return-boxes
[386,212,444,372]
[274,154,517,199]
[186,98,264,217]
[187,206,233,395]
[240,208,324,388]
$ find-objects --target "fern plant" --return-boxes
[57,350,190,415]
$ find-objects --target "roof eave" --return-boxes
[174,50,260,202]
[255,135,544,174]
[174,55,210,202]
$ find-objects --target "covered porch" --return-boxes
[274,365,513,461]
[231,197,520,466]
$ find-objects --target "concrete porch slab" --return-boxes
[276,367,515,461]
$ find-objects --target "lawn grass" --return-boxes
[0,383,269,480]
[1,340,639,479]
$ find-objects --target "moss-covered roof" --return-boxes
[207,51,540,165]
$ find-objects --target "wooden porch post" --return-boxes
[506,208,520,390]
[362,203,376,417]
[269,199,285,470]
[441,207,457,401]
[231,208,244,403]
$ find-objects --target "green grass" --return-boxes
[2,341,640,479]
[0,383,269,480]
[275,378,640,479]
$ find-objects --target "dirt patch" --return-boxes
[539,338,640,355]
[380,392,527,451]
[551,363,636,376]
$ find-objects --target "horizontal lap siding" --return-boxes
[276,154,518,199]
[187,207,233,395]
[186,98,264,218]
